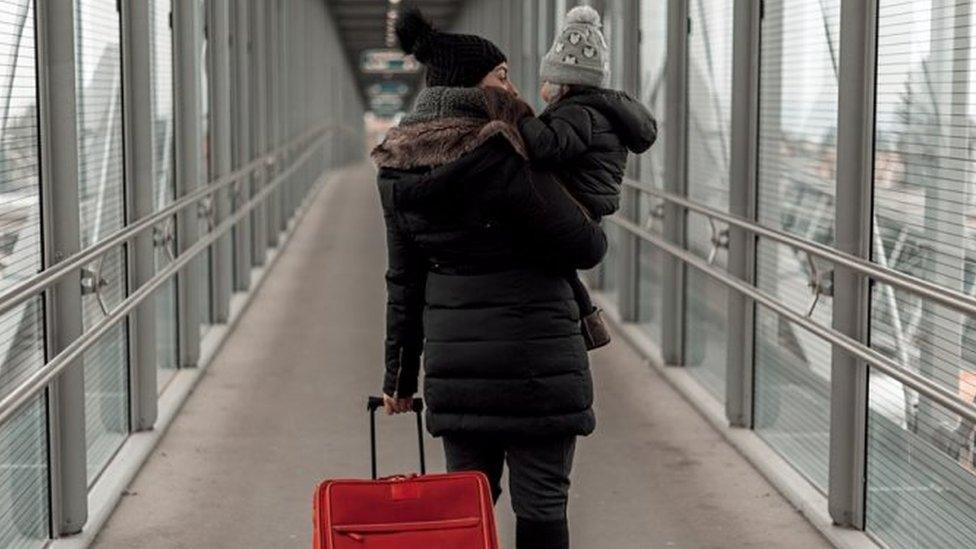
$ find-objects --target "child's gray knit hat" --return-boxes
[540,6,609,88]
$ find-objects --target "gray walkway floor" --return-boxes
[94,163,830,548]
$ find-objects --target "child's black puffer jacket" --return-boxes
[518,87,658,217]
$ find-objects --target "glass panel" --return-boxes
[0,5,48,542]
[0,0,45,401]
[150,0,178,391]
[636,0,667,343]
[75,0,129,483]
[683,0,733,400]
[752,0,839,492]
[0,398,48,548]
[868,1,976,545]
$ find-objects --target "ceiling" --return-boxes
[327,0,465,112]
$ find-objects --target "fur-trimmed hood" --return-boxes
[371,86,530,170]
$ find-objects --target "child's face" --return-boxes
[540,82,563,104]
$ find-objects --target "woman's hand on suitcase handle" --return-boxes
[383,393,414,415]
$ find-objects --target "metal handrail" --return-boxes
[0,123,338,323]
[0,129,334,427]
[623,178,976,319]
[608,215,976,424]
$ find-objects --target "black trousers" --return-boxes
[442,434,576,522]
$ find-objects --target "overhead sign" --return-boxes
[367,81,410,97]
[370,94,404,111]
[361,49,421,74]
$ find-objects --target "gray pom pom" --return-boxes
[565,5,601,26]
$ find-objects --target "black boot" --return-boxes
[516,518,569,549]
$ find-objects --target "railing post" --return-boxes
[232,0,253,289]
[36,0,87,535]
[725,0,761,427]
[174,0,205,367]
[120,0,158,429]
[249,0,268,266]
[208,0,233,323]
[661,0,689,365]
[829,0,876,529]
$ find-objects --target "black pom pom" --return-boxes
[395,8,435,61]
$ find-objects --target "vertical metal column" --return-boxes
[828,0,876,529]
[233,0,253,289]
[36,0,87,534]
[661,0,689,365]
[174,0,205,367]
[208,0,233,323]
[266,0,281,248]
[249,0,268,266]
[724,0,761,428]
[278,0,291,232]
[300,0,311,201]
[615,0,642,322]
[284,0,296,222]
[120,0,158,430]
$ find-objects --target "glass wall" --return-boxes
[867,1,976,545]
[753,0,839,492]
[0,1,47,545]
[75,0,130,483]
[683,0,733,400]
[636,0,667,343]
[0,399,47,548]
[0,0,365,543]
[150,0,179,390]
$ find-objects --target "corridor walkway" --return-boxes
[93,164,830,548]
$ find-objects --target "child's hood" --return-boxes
[557,88,658,154]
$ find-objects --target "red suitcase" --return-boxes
[313,397,499,548]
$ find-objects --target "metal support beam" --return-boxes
[725,0,761,428]
[174,0,205,367]
[614,0,642,322]
[299,1,311,201]
[278,0,291,232]
[36,0,87,535]
[232,0,253,289]
[120,0,158,430]
[208,0,233,323]
[661,0,689,365]
[249,0,268,266]
[829,0,876,529]
[266,0,281,247]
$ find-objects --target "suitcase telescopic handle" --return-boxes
[366,396,426,480]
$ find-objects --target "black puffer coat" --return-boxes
[372,87,607,437]
[518,86,657,217]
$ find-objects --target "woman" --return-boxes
[372,10,606,549]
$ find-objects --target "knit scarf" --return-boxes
[371,86,528,170]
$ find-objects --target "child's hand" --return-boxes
[512,98,535,121]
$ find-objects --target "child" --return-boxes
[518,5,657,350]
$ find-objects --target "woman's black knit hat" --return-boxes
[396,8,506,88]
